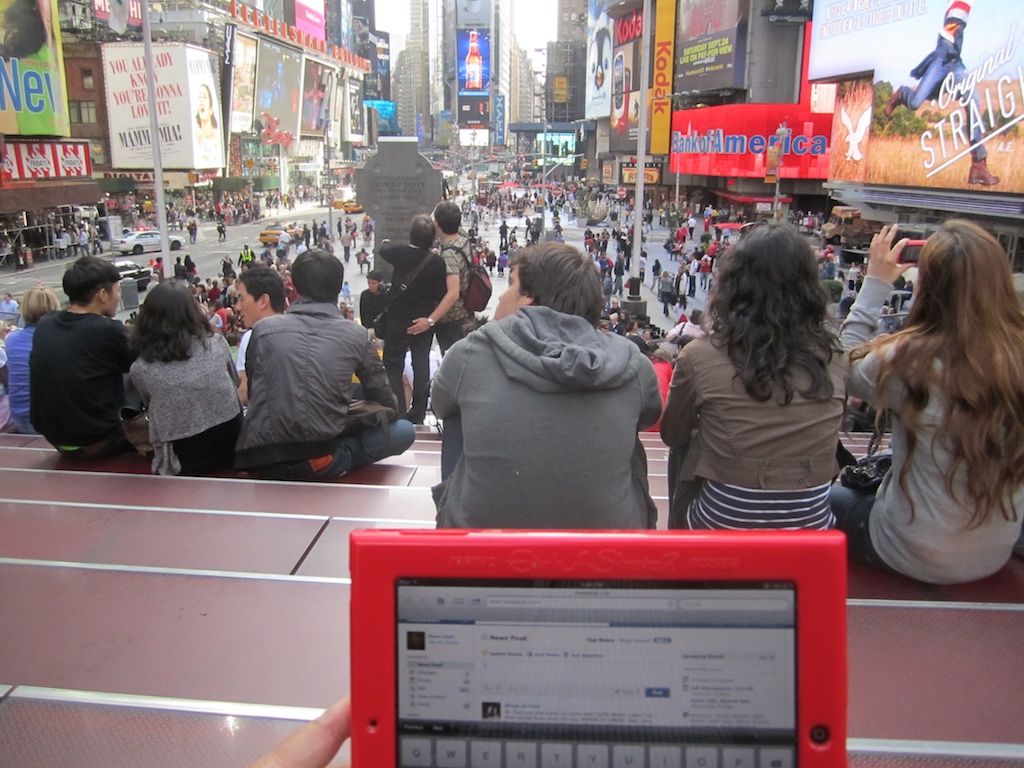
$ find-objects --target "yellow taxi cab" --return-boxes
[332,199,364,213]
[258,222,299,246]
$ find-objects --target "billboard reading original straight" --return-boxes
[809,0,1024,193]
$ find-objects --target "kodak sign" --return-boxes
[650,0,676,156]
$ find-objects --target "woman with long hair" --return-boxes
[129,281,242,475]
[4,287,60,434]
[661,223,846,529]
[831,222,1024,583]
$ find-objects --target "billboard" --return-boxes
[585,0,614,119]
[620,162,662,185]
[458,94,490,128]
[254,38,303,143]
[2,140,92,181]
[294,0,325,41]
[650,0,677,156]
[361,29,390,102]
[374,31,391,102]
[493,93,506,146]
[347,75,364,141]
[670,103,832,179]
[301,58,330,134]
[365,99,400,135]
[610,8,644,153]
[457,29,491,96]
[229,32,258,134]
[93,0,142,31]
[102,43,225,170]
[0,0,69,136]
[674,0,749,93]
[456,0,491,28]
[809,0,1024,193]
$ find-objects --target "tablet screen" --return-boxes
[395,579,796,767]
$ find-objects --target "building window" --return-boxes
[82,67,94,90]
[69,101,97,124]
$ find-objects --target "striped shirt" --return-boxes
[686,480,836,530]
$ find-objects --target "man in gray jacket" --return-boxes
[234,249,416,479]
[431,242,662,528]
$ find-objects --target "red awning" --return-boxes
[713,189,792,205]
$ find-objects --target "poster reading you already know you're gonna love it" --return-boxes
[101,42,225,170]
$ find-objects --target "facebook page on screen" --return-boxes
[395,581,796,742]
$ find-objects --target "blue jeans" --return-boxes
[898,57,986,160]
[257,419,416,480]
[829,484,900,574]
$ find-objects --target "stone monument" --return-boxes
[356,138,442,280]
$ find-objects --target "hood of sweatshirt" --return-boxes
[484,305,646,394]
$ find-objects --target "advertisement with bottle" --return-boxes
[810,0,1023,193]
[610,8,643,153]
[457,29,491,95]
[674,0,749,93]
[586,0,614,119]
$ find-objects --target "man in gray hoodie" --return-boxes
[431,242,662,528]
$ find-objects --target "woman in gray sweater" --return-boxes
[129,281,243,475]
[831,222,1024,584]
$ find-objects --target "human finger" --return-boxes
[247,697,351,768]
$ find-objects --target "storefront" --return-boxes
[0,141,103,267]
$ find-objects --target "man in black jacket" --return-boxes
[376,215,447,424]
[30,257,134,458]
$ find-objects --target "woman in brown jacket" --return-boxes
[661,223,847,529]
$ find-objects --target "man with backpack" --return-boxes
[413,201,479,354]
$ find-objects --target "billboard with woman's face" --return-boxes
[103,42,223,169]
[188,47,224,170]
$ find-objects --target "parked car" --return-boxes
[113,230,185,255]
[258,222,299,246]
[113,260,153,291]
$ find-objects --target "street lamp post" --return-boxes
[772,122,792,220]
[625,0,652,319]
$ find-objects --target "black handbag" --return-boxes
[839,413,891,493]
[839,450,892,493]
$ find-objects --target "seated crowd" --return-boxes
[0,210,1021,588]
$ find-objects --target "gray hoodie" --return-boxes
[432,306,662,529]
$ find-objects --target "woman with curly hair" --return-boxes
[831,222,1024,584]
[129,281,242,475]
[661,222,846,529]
